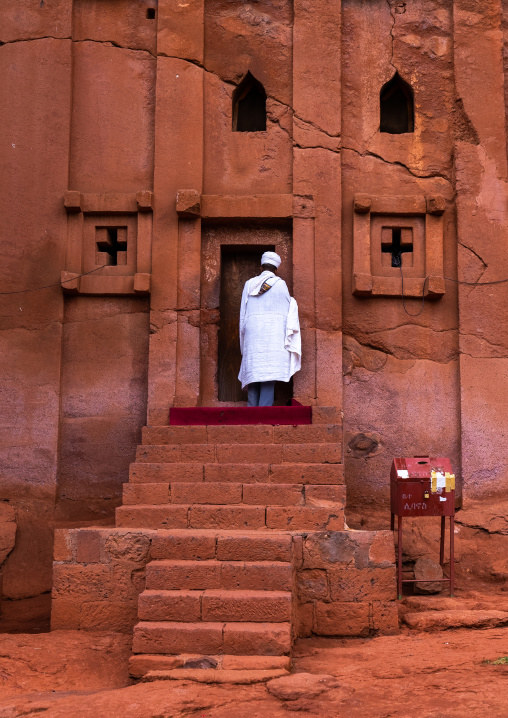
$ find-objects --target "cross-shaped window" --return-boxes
[381,227,413,268]
[95,227,128,266]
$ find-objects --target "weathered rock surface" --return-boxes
[404,609,508,631]
[266,672,341,700]
[0,503,16,567]
[0,593,51,634]
[0,630,131,699]
[457,502,508,535]
[1,625,508,717]
[402,594,508,614]
[414,557,445,594]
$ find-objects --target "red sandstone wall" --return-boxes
[0,27,71,597]
[56,0,155,522]
[55,297,149,523]
[203,0,293,194]
[0,2,153,598]
[455,0,508,502]
[341,1,461,512]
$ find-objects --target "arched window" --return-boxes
[232,72,267,132]
[380,72,414,134]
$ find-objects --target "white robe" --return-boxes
[238,270,301,389]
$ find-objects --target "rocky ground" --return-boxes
[0,607,507,717]
[1,499,507,717]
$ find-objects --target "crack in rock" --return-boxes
[343,146,451,181]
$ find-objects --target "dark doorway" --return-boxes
[218,246,293,404]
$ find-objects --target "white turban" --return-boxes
[261,251,281,269]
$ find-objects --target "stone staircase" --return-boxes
[118,420,345,677]
[117,424,344,532]
[128,530,294,677]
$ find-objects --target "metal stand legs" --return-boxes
[392,513,454,599]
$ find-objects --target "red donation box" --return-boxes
[390,456,455,517]
[390,457,456,599]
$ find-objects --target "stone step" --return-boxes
[136,444,216,463]
[142,426,208,444]
[129,653,291,677]
[122,482,346,507]
[142,424,341,446]
[123,483,171,505]
[267,463,344,485]
[404,609,508,632]
[132,621,292,656]
[122,482,238,506]
[138,589,292,622]
[140,668,289,683]
[145,560,292,591]
[138,589,202,621]
[136,443,342,465]
[149,530,292,562]
[129,462,344,485]
[267,506,344,530]
[129,463,204,483]
[116,504,263,530]
[116,504,345,530]
[202,589,292,622]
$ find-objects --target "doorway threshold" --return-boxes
[169,404,312,425]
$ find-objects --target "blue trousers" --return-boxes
[247,381,275,407]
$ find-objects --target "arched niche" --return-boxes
[380,72,414,134]
[232,72,267,132]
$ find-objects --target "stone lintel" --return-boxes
[355,195,427,215]
[201,194,294,219]
[80,193,140,214]
[65,192,154,214]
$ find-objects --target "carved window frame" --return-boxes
[62,191,153,295]
[352,194,446,298]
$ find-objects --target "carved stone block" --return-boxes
[64,191,81,213]
[134,272,151,294]
[176,189,201,217]
[61,271,80,293]
[354,194,372,214]
[293,195,315,218]
[426,194,446,215]
[137,191,154,212]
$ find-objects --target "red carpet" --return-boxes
[169,404,312,425]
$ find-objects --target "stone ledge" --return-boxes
[141,668,289,683]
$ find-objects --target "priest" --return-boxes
[238,251,301,407]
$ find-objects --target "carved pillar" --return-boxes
[147,0,205,423]
[293,0,343,407]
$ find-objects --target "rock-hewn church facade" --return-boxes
[1,0,507,664]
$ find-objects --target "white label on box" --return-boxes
[397,470,409,479]
[439,496,447,502]
[436,472,446,489]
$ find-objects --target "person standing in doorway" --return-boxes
[238,251,301,407]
